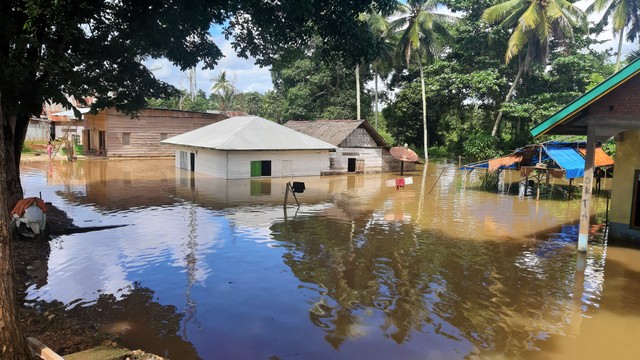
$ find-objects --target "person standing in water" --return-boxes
[47,141,53,159]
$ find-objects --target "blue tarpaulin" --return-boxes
[545,145,585,179]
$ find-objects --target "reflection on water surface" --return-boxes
[19,159,640,359]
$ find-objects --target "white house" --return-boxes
[161,116,336,179]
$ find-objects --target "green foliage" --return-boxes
[479,171,500,191]
[21,143,34,153]
[270,41,374,121]
[428,146,450,159]
[463,134,502,162]
[601,138,617,157]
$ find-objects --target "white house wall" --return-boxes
[173,147,330,179]
[196,149,229,178]
[226,150,329,179]
[54,123,83,142]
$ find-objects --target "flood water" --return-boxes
[19,158,640,359]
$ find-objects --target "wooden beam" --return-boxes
[27,337,64,360]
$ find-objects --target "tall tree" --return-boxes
[587,0,640,71]
[390,0,457,160]
[0,0,398,356]
[210,71,238,111]
[483,0,586,137]
[361,8,397,129]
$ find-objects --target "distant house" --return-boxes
[27,96,94,142]
[82,108,244,157]
[161,116,336,179]
[284,119,409,174]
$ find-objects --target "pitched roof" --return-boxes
[161,116,336,151]
[531,58,640,137]
[284,120,389,148]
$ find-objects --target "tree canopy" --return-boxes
[0,0,399,357]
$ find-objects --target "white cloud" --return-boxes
[144,34,273,95]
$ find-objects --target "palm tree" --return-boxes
[588,0,640,71]
[391,0,457,161]
[483,0,586,137]
[210,71,237,111]
[361,8,397,129]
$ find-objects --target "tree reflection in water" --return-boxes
[270,213,582,358]
[60,282,200,359]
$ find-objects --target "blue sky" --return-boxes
[146,1,636,96]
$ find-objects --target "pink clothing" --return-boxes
[47,144,53,158]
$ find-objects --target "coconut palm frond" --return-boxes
[506,26,529,63]
[483,0,526,24]
[612,0,630,31]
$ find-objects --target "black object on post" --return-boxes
[292,182,305,193]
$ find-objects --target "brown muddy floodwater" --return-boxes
[19,158,640,359]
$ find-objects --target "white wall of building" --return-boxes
[173,146,330,179]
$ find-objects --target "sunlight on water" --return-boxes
[18,158,640,360]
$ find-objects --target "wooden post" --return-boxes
[400,161,404,176]
[578,127,596,252]
[569,178,572,200]
[28,338,64,360]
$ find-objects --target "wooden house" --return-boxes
[530,58,640,248]
[284,119,410,174]
[161,116,336,179]
[82,108,243,157]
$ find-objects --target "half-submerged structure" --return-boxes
[462,142,614,199]
[530,57,640,249]
[161,116,336,179]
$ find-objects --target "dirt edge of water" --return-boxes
[13,203,162,359]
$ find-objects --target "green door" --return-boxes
[250,161,262,177]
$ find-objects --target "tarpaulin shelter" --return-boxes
[461,142,614,180]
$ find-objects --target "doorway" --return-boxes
[348,158,356,173]
[190,153,196,172]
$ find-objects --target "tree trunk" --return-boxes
[0,92,32,359]
[418,57,428,162]
[356,64,361,120]
[491,59,525,138]
[615,28,624,72]
[374,71,379,129]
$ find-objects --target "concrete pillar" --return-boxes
[578,126,596,252]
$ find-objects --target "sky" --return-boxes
[146,1,636,96]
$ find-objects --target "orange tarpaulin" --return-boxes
[11,197,47,218]
[488,155,523,171]
[577,148,614,167]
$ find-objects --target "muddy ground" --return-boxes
[13,203,161,359]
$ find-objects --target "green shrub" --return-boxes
[463,134,501,162]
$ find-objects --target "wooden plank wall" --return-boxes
[94,109,227,157]
[340,128,378,148]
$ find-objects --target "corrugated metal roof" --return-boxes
[161,116,336,151]
[284,119,389,148]
[531,58,640,137]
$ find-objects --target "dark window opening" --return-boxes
[632,170,640,228]
[347,158,356,172]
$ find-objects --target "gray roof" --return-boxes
[284,119,389,148]
[161,116,336,151]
